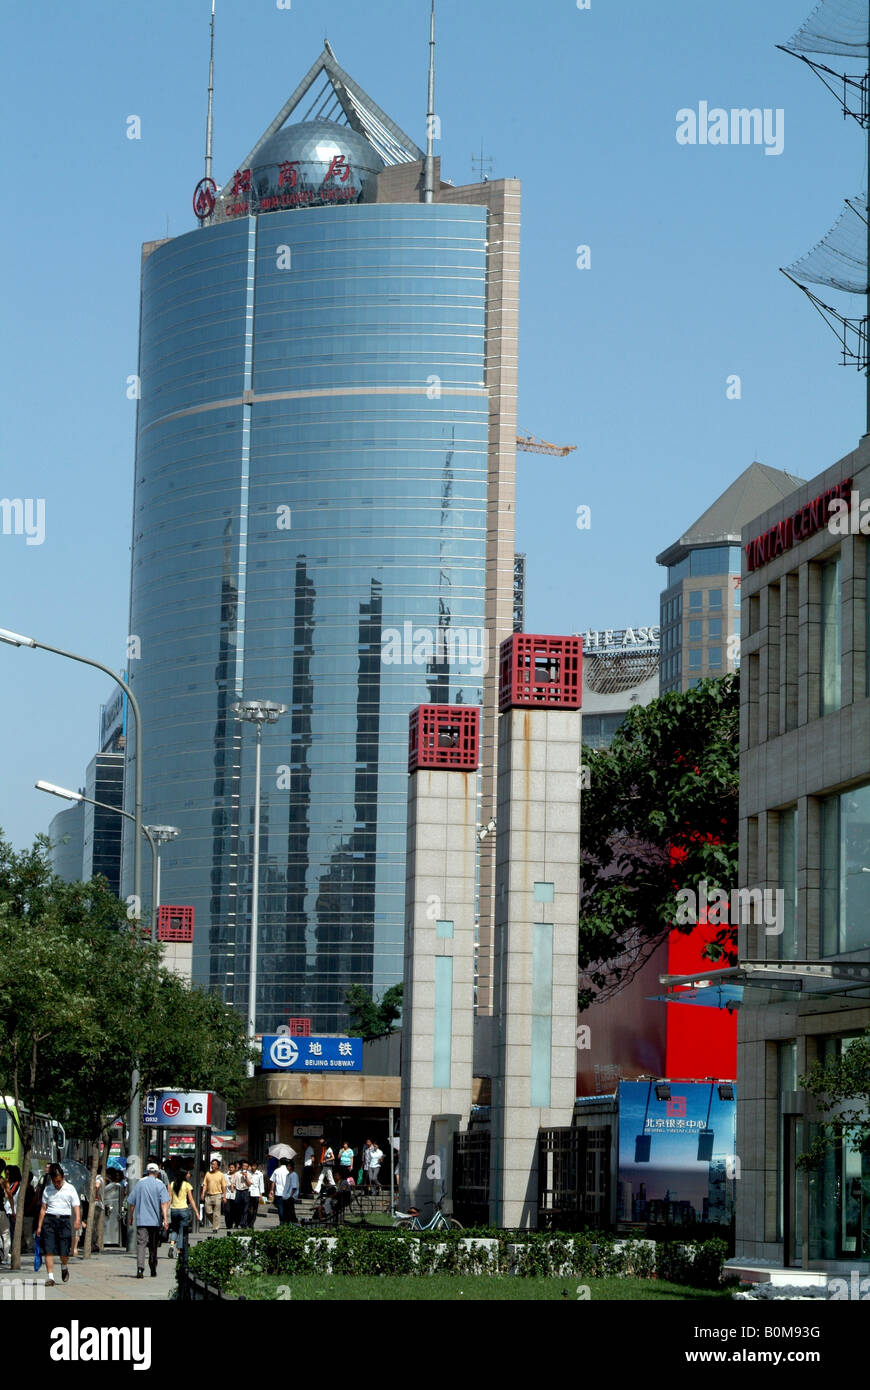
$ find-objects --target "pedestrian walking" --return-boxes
[362,1139,374,1192]
[128,1162,170,1279]
[35,1164,81,1287]
[247,1162,264,1226]
[269,1157,291,1223]
[168,1169,198,1258]
[369,1143,384,1193]
[200,1159,226,1233]
[338,1142,354,1183]
[285,1161,300,1225]
[224,1162,239,1230]
[233,1161,252,1227]
[312,1143,336,1194]
[2,1166,22,1257]
[302,1142,315,1197]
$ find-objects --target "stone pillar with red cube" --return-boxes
[488,634,583,1228]
[399,704,480,1212]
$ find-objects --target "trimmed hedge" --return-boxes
[185,1227,727,1291]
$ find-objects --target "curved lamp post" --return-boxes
[2,627,146,1249]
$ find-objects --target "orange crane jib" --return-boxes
[516,434,577,457]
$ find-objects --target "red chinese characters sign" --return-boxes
[222,155,358,218]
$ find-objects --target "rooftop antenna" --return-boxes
[422,1,436,203]
[205,0,216,182]
[471,140,493,182]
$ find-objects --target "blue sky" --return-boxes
[0,0,864,848]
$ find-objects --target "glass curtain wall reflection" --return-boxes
[126,204,489,1031]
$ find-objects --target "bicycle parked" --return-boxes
[392,1195,463,1231]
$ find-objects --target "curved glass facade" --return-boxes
[127,202,489,1032]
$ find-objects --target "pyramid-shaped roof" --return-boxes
[656,462,806,567]
[230,42,423,180]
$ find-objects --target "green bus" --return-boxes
[0,1098,66,1178]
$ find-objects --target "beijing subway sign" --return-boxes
[261,1035,362,1072]
[143,1090,213,1127]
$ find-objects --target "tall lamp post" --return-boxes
[1,626,146,1245]
[232,699,286,1076]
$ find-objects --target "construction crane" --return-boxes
[516,430,577,457]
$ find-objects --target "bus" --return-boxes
[0,1098,66,1178]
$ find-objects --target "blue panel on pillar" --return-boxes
[530,923,553,1107]
[433,956,453,1087]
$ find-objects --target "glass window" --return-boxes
[689,650,702,670]
[530,923,553,1107]
[534,882,554,903]
[667,557,689,585]
[435,919,454,938]
[807,1036,869,1259]
[820,557,841,715]
[821,784,870,954]
[708,589,722,610]
[708,618,722,638]
[778,808,797,960]
[688,546,741,576]
[776,1041,796,1243]
[689,591,703,612]
[689,620,702,640]
[433,956,453,1088]
[708,647,722,668]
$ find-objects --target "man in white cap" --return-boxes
[128,1163,170,1278]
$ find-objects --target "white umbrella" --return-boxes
[267,1143,296,1160]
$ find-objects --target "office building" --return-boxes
[577,624,660,748]
[735,437,870,1270]
[124,45,519,1032]
[657,463,804,694]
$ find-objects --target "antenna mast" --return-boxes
[205,0,216,182]
[422,1,436,203]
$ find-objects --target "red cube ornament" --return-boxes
[157,905,194,942]
[498,634,583,711]
[408,704,480,772]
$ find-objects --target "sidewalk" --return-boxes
[2,1212,281,1302]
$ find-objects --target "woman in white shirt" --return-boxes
[35,1164,81,1286]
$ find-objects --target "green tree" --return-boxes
[0,836,135,1269]
[796,1030,870,1172]
[0,830,256,1267]
[578,673,739,1007]
[345,983,403,1041]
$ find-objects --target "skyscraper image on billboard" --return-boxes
[618,1081,737,1233]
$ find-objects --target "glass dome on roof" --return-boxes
[248,119,385,211]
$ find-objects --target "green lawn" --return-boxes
[227,1274,735,1301]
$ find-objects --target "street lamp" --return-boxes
[36,782,162,936]
[232,699,286,1076]
[2,626,146,1239]
[145,825,180,926]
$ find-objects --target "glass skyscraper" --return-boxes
[125,48,519,1032]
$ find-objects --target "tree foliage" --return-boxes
[796,1030,870,1171]
[578,673,739,1007]
[0,830,255,1268]
[345,983,403,1041]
